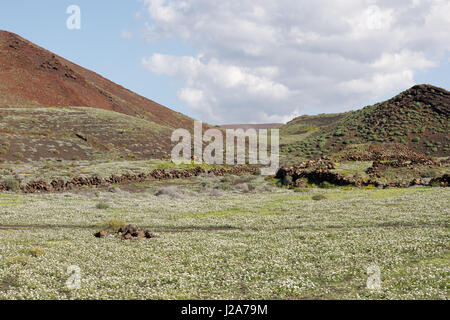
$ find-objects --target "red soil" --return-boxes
[0,30,193,129]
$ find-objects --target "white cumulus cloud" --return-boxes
[139,0,450,124]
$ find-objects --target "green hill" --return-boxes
[280,84,449,162]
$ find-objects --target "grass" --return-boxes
[0,107,174,163]
[95,202,111,210]
[98,218,126,232]
[331,161,373,179]
[0,159,232,186]
[279,86,449,160]
[0,183,448,300]
[0,193,21,206]
[3,178,20,191]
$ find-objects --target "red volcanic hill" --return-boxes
[0,30,192,129]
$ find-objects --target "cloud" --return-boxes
[142,54,292,123]
[140,0,450,124]
[120,31,133,39]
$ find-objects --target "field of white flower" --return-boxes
[0,179,448,300]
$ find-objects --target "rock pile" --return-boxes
[276,158,450,189]
[13,166,257,194]
[430,174,450,187]
[277,166,360,187]
[95,224,156,240]
[287,158,336,170]
[344,143,433,164]
[276,159,357,187]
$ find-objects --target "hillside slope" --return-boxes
[0,107,175,162]
[0,30,192,129]
[281,84,449,160]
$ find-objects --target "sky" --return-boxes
[0,0,449,125]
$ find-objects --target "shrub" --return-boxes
[12,152,23,159]
[319,181,334,189]
[28,248,45,257]
[95,202,110,210]
[333,130,346,137]
[7,255,30,266]
[234,183,250,193]
[420,169,437,179]
[99,218,126,232]
[412,137,420,143]
[217,182,232,191]
[220,174,235,184]
[281,175,293,186]
[312,194,327,201]
[4,178,20,191]
[155,186,184,199]
[209,189,224,197]
[430,180,441,187]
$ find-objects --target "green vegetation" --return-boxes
[0,84,448,301]
[312,194,327,200]
[0,107,175,163]
[3,178,20,191]
[12,152,23,159]
[98,217,126,232]
[279,85,449,162]
[95,202,111,210]
[0,184,447,299]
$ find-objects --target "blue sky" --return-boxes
[0,0,195,119]
[1,1,449,124]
